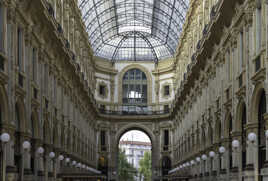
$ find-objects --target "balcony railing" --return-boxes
[122,98,147,104]
[98,105,170,116]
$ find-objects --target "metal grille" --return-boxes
[78,0,189,62]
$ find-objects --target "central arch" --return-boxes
[113,123,157,180]
[118,64,153,105]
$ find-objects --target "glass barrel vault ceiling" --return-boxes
[78,0,189,62]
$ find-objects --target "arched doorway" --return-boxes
[118,130,151,181]
[113,124,157,181]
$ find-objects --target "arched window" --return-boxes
[258,90,266,170]
[122,68,147,112]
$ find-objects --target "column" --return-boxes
[0,1,7,55]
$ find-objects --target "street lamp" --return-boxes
[219,146,226,154]
[22,141,31,150]
[265,130,268,139]
[248,132,257,143]
[1,133,10,143]
[1,133,10,181]
[58,155,64,161]
[72,160,76,166]
[232,140,239,149]
[209,151,215,158]
[21,141,31,181]
[37,147,44,154]
[201,154,207,161]
[49,152,55,159]
[196,157,201,162]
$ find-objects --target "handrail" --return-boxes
[98,107,170,116]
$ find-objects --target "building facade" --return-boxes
[119,140,151,170]
[0,0,267,181]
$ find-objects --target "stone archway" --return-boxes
[109,122,160,181]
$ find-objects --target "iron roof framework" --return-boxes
[78,0,189,62]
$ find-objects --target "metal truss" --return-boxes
[78,0,189,62]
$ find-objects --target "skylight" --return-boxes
[78,0,189,62]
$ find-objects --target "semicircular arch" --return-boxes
[118,64,153,105]
[0,84,9,125]
[250,83,266,123]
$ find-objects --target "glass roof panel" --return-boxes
[78,0,190,62]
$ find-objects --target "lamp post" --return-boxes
[248,132,257,143]
[58,155,64,171]
[209,151,215,173]
[65,157,70,167]
[201,154,207,175]
[36,147,44,181]
[247,132,257,167]
[1,133,10,181]
[196,156,201,176]
[232,140,240,168]
[20,141,31,181]
[49,152,55,181]
[219,146,226,172]
[72,160,76,167]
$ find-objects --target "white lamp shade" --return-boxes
[219,146,226,153]
[72,161,76,165]
[232,140,240,148]
[58,155,64,161]
[22,141,31,149]
[265,130,268,138]
[248,132,257,142]
[1,133,10,142]
[65,158,70,162]
[201,154,207,160]
[37,147,44,154]
[196,157,201,162]
[49,152,55,158]
[209,151,215,158]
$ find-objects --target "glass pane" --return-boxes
[123,84,128,98]
[142,72,147,80]
[129,70,134,80]
[78,0,189,61]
